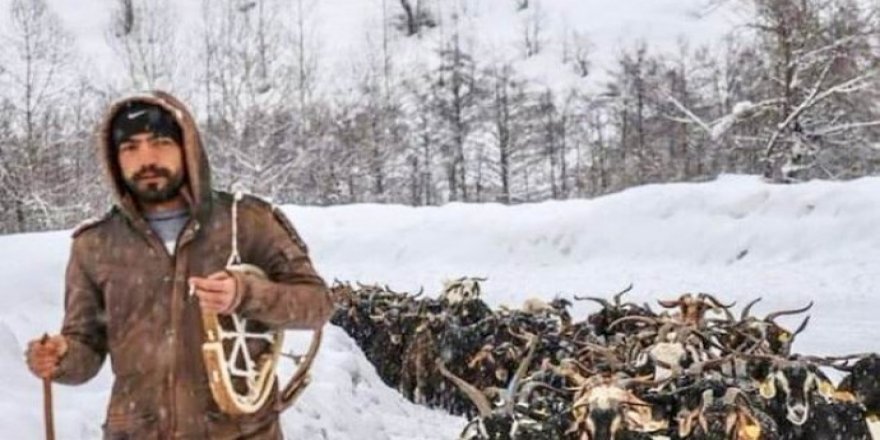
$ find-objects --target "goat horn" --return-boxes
[505,335,539,410]
[740,297,762,321]
[801,353,870,372]
[658,299,682,308]
[573,296,612,308]
[507,327,537,344]
[565,358,596,376]
[688,328,732,354]
[765,301,814,323]
[791,315,811,339]
[608,315,661,331]
[436,359,493,418]
[613,284,635,305]
[619,374,665,388]
[577,342,616,355]
[699,292,736,309]
[518,382,570,401]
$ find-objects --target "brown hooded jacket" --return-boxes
[54,91,333,439]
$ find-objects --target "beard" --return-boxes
[123,164,185,203]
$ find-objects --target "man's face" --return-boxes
[118,132,185,204]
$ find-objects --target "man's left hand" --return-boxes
[189,271,240,314]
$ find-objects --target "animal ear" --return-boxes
[832,390,857,403]
[698,413,709,435]
[735,410,762,440]
[571,399,589,421]
[623,397,667,432]
[725,413,738,436]
[817,380,836,400]
[759,376,776,399]
[679,410,698,437]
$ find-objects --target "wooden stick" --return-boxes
[40,333,55,440]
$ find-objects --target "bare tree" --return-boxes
[199,0,303,198]
[0,0,78,232]
[712,0,880,180]
[520,0,545,57]
[604,43,659,187]
[429,19,484,202]
[106,0,182,90]
[484,63,529,203]
[396,0,436,37]
[291,0,321,121]
[567,31,591,77]
[401,75,440,206]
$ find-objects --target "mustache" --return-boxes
[133,165,173,181]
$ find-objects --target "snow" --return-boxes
[0,0,738,93]
[1,174,879,438]
[732,100,756,118]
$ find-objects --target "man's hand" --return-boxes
[26,334,68,380]
[189,271,240,314]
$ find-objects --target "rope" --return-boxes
[227,191,243,267]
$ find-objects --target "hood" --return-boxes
[98,90,212,223]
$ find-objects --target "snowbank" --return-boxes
[1,175,878,438]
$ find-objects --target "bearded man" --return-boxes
[25,91,333,439]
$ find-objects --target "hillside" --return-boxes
[1,175,878,438]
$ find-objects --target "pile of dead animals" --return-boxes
[330,278,880,440]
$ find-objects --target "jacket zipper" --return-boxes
[168,219,200,436]
[140,218,200,437]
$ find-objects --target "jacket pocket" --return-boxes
[102,412,159,440]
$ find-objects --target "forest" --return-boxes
[1,0,878,234]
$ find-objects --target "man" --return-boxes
[25,91,333,439]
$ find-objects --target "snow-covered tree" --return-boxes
[105,0,184,91]
[198,0,315,200]
[0,0,82,233]
[427,23,485,202]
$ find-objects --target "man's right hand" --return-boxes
[26,334,68,380]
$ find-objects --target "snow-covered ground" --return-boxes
[2,174,879,438]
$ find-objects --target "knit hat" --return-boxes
[111,101,183,149]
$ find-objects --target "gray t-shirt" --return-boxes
[144,208,189,255]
